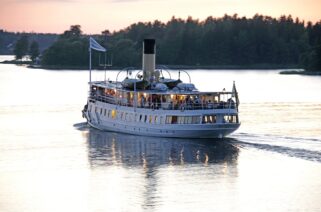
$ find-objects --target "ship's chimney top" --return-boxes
[143,39,156,82]
[143,39,155,54]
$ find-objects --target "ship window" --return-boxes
[224,115,237,123]
[171,116,178,124]
[104,109,107,116]
[145,115,147,123]
[224,115,229,123]
[203,115,216,124]
[107,110,111,118]
[154,116,158,124]
[149,115,153,123]
[192,116,200,124]
[111,110,116,119]
[184,116,192,124]
[160,116,163,124]
[166,116,172,124]
[231,115,238,123]
[100,108,103,115]
[208,115,216,123]
[178,116,183,124]
[140,114,143,122]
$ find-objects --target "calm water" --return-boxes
[0,58,321,211]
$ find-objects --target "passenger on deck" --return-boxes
[227,98,235,108]
[141,96,145,108]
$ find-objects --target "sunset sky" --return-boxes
[0,0,320,34]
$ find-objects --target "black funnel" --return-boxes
[143,39,155,54]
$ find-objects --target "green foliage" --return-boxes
[13,35,29,60]
[0,30,58,55]
[108,14,314,67]
[112,39,139,67]
[29,41,40,62]
[300,45,321,71]
[42,25,88,66]
[40,15,321,70]
[61,25,82,39]
[300,21,321,71]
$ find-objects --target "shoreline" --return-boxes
[3,59,320,75]
[1,60,303,71]
[279,70,321,76]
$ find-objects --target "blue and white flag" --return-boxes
[89,37,106,52]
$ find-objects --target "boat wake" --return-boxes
[73,122,89,131]
[231,133,321,162]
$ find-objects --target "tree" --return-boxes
[42,25,88,66]
[300,45,321,71]
[61,25,82,39]
[101,29,111,48]
[13,35,29,60]
[29,41,40,62]
[303,20,321,71]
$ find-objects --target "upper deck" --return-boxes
[89,80,239,111]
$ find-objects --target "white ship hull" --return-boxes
[84,100,240,138]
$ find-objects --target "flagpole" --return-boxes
[88,37,106,86]
[89,46,92,84]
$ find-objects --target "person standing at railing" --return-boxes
[227,98,235,109]
[141,95,145,108]
[207,100,213,109]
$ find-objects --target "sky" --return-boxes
[0,0,320,34]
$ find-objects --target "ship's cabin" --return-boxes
[89,82,238,111]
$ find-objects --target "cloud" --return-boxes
[111,0,160,2]
[3,0,77,3]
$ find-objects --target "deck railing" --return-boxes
[89,94,237,111]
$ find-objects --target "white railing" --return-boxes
[90,94,237,111]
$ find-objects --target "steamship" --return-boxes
[82,39,240,138]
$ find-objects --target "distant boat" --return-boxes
[82,38,240,138]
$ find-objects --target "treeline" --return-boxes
[8,14,321,71]
[108,14,321,70]
[0,29,57,54]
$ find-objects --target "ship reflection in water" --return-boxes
[85,128,239,168]
[84,128,240,210]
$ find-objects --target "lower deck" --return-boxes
[84,99,240,138]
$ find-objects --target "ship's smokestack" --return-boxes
[143,39,155,82]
